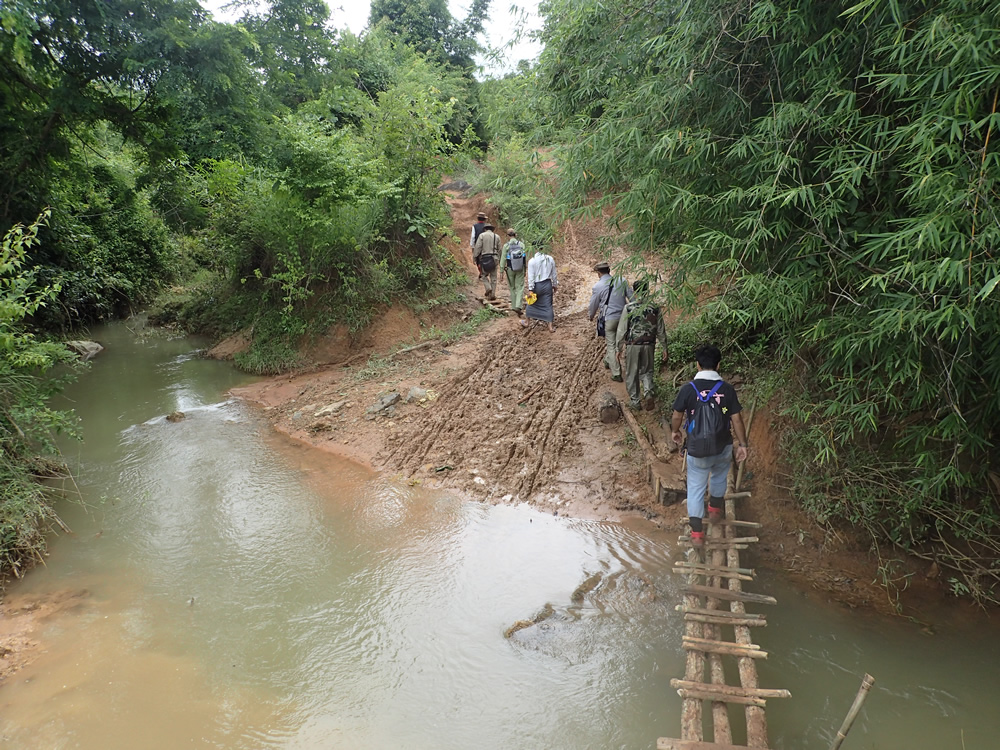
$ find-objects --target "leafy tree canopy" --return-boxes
[369,0,490,70]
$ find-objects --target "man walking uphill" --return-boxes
[616,279,667,411]
[499,229,527,314]
[587,262,632,381]
[473,223,502,300]
[670,345,749,546]
[470,212,487,252]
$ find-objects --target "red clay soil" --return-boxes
[228,186,955,618]
[0,189,966,688]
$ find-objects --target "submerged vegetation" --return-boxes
[3,0,1000,603]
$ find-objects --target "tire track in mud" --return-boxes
[379,198,616,504]
[380,311,607,503]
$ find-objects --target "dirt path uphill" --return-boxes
[234,189,666,522]
[379,192,661,517]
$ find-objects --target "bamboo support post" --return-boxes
[681,543,706,741]
[734,406,755,493]
[658,740,758,750]
[724,497,769,748]
[829,673,876,750]
[706,526,732,745]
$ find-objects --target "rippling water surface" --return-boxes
[1,323,999,749]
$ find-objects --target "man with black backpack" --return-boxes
[499,229,526,314]
[669,345,750,546]
[615,279,667,410]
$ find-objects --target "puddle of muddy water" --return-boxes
[2,322,1000,749]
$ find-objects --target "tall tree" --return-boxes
[368,0,489,70]
[0,0,245,222]
[240,0,341,108]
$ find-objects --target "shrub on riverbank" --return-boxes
[0,213,78,581]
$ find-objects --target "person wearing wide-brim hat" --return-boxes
[523,244,558,332]
[499,229,527,315]
[588,260,633,381]
[473,222,502,300]
[470,211,488,255]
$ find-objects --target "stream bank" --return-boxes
[227,189,953,620]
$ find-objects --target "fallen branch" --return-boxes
[518,384,545,405]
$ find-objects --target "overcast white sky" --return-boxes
[210,0,542,75]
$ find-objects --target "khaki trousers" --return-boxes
[624,343,654,406]
[506,269,525,311]
[604,318,622,377]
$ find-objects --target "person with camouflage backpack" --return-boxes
[615,279,667,411]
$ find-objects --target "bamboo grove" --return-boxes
[4,0,1000,603]
[537,0,1000,602]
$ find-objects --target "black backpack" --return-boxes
[685,381,726,458]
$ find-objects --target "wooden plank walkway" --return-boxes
[658,491,790,750]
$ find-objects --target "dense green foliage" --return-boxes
[0,0,494,571]
[0,213,78,577]
[369,0,489,70]
[538,0,1000,601]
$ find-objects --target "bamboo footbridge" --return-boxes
[657,489,790,750]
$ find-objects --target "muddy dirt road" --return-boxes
[234,189,680,522]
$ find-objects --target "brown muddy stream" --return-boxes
[1,322,998,749]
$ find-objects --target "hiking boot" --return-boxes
[604,361,611,370]
[611,375,623,382]
[708,496,725,524]
[690,530,705,547]
[642,395,655,411]
[628,401,641,411]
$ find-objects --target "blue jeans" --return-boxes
[686,443,733,519]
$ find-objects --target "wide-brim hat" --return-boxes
[593,261,611,273]
[507,229,517,236]
[484,223,495,230]
[477,212,487,220]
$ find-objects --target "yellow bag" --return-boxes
[525,291,538,305]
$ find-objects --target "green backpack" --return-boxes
[626,304,658,344]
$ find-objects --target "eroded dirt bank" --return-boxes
[230,189,951,618]
[0,190,959,687]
